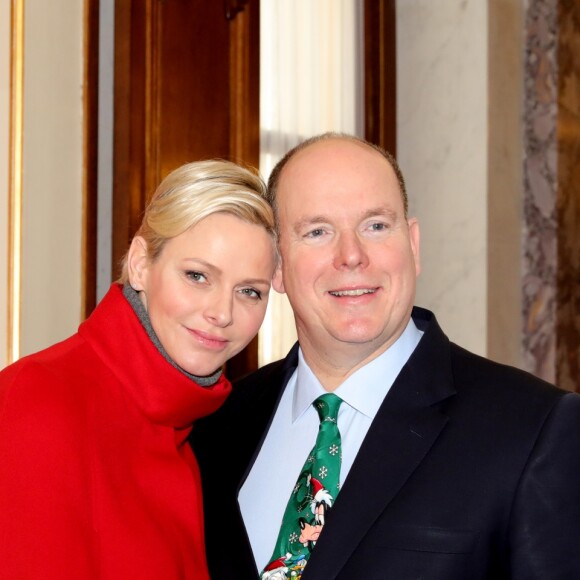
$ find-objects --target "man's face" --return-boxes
[273,139,420,368]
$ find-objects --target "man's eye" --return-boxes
[306,228,325,238]
[186,271,207,283]
[239,287,262,300]
[369,222,388,231]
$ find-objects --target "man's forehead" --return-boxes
[273,137,406,226]
[278,140,396,192]
[286,137,383,168]
[277,157,400,204]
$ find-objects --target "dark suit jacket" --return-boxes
[193,307,580,579]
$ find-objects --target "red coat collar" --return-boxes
[78,284,231,428]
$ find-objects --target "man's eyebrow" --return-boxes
[360,207,399,221]
[293,207,399,231]
[293,215,329,232]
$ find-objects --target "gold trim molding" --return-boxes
[7,0,24,363]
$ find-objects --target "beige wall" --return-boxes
[1,0,84,367]
[487,0,523,369]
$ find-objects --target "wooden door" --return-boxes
[365,0,397,155]
[112,0,260,379]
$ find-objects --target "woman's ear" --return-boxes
[126,237,149,291]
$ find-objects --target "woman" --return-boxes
[0,160,277,579]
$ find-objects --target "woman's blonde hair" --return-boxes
[118,160,275,282]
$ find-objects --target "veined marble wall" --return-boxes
[522,0,558,382]
[522,0,580,391]
[556,0,580,391]
[399,0,579,391]
[397,0,488,357]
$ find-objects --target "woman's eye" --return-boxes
[239,287,262,300]
[186,271,207,283]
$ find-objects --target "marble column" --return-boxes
[522,0,558,382]
[555,0,580,391]
[523,0,580,391]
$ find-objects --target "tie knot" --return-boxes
[314,393,342,424]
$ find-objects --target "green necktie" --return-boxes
[261,393,343,580]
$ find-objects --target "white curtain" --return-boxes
[259,0,364,365]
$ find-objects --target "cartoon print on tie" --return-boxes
[261,554,290,580]
[261,552,308,580]
[261,395,343,580]
[308,475,333,526]
[261,475,336,580]
[298,518,322,549]
[298,474,334,550]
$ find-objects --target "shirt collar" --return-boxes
[292,318,423,422]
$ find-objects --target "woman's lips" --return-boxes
[188,328,229,350]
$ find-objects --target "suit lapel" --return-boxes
[303,310,455,578]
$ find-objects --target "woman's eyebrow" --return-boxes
[182,258,220,273]
[182,260,270,286]
[240,277,272,287]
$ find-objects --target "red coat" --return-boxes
[0,284,231,579]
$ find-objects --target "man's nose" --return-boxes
[333,231,369,270]
[204,290,234,328]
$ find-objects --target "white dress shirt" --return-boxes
[238,319,423,570]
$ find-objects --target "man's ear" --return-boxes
[126,236,150,291]
[272,261,286,294]
[408,217,421,277]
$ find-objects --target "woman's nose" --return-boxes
[204,291,234,327]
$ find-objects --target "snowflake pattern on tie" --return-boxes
[261,394,343,580]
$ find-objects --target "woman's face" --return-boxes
[130,213,276,376]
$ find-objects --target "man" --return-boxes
[193,133,580,579]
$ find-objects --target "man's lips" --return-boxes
[328,287,378,297]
